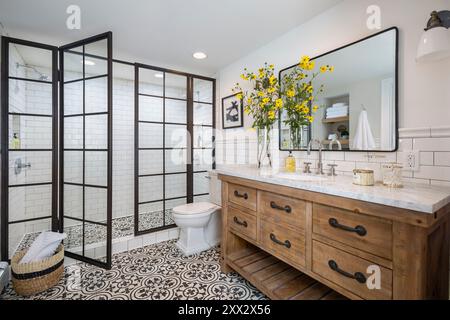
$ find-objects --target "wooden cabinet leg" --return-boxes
[220,258,234,274]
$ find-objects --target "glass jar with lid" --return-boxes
[382,163,403,188]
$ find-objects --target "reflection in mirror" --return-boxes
[280,28,397,152]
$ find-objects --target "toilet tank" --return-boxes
[209,171,222,206]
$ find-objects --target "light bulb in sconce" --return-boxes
[417,10,450,63]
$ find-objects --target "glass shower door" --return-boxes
[135,65,188,235]
[192,77,215,203]
[59,32,113,269]
[134,65,215,236]
[1,37,58,261]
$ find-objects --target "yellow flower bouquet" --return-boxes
[233,63,282,168]
[280,56,333,149]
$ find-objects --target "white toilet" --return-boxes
[172,172,222,256]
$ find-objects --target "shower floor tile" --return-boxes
[15,210,175,254]
[0,240,266,300]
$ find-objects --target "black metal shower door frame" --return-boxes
[0,36,59,261]
[134,63,216,236]
[59,32,113,269]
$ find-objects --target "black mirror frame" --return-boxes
[278,27,399,153]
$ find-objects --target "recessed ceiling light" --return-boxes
[83,59,96,66]
[154,73,164,78]
[193,52,207,60]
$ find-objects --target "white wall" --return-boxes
[216,0,450,186]
[218,0,450,129]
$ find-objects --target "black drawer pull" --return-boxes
[233,216,247,228]
[328,260,367,284]
[270,233,291,249]
[270,201,292,213]
[234,190,248,200]
[328,218,367,237]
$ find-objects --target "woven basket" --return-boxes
[11,244,64,296]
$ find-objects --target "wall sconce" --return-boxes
[417,10,450,63]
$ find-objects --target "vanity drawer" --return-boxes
[312,240,392,300]
[228,183,257,212]
[313,204,392,259]
[258,191,306,230]
[260,220,305,268]
[228,206,257,241]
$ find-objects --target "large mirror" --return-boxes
[279,28,398,152]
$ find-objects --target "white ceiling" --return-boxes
[0,0,342,76]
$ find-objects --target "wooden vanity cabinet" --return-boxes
[219,175,450,300]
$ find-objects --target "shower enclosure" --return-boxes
[135,64,215,236]
[1,32,215,269]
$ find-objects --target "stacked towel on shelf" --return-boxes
[326,104,349,119]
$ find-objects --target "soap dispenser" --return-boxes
[11,133,21,149]
[285,151,296,173]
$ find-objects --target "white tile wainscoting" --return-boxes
[215,126,450,187]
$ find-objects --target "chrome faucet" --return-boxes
[328,138,342,151]
[307,139,325,175]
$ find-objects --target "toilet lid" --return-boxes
[172,202,219,215]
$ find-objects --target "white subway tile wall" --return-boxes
[5,50,214,255]
[215,107,450,186]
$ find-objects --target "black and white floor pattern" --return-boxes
[0,240,266,300]
[17,210,175,253]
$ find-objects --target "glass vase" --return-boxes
[290,126,308,149]
[257,127,273,170]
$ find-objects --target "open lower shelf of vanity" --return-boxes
[227,244,346,300]
[220,174,450,299]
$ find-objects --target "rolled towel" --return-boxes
[20,231,67,264]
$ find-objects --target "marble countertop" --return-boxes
[212,165,450,214]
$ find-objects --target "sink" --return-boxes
[273,173,328,182]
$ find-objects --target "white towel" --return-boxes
[0,262,9,293]
[20,231,66,264]
[326,107,348,118]
[327,106,348,112]
[327,110,348,116]
[332,102,346,107]
[327,114,347,119]
[352,110,376,150]
[329,104,348,109]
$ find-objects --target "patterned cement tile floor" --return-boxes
[17,210,175,253]
[0,240,266,300]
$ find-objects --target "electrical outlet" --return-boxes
[402,150,420,171]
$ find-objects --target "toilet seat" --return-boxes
[173,202,219,216]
